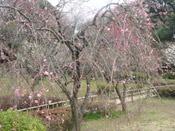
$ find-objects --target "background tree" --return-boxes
[92,2,160,112]
[145,0,175,42]
[0,0,96,130]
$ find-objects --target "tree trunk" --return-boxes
[114,83,127,112]
[71,51,81,131]
[71,98,81,131]
[121,99,127,112]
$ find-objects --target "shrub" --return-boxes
[152,78,175,86]
[132,72,148,83]
[158,89,175,97]
[0,95,13,111]
[0,95,63,111]
[34,108,72,131]
[0,109,47,131]
[162,72,175,79]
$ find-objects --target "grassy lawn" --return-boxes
[1,75,175,99]
[0,76,146,99]
[0,76,107,98]
[81,97,175,131]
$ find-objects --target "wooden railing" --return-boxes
[17,86,161,112]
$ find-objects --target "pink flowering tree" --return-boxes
[0,0,97,130]
[0,0,162,130]
[91,1,161,111]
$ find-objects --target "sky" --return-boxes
[48,0,117,8]
[47,0,124,20]
[47,0,125,14]
[47,0,132,26]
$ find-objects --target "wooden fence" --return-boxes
[17,85,161,112]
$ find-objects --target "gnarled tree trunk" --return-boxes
[115,83,127,112]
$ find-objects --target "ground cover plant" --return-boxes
[0,109,46,131]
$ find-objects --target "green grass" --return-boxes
[108,110,127,119]
[82,98,175,131]
[84,113,102,120]
[0,76,140,98]
[1,75,175,100]
[149,111,157,115]
[84,110,126,121]
[0,76,108,98]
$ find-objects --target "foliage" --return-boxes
[145,0,175,42]
[162,72,175,79]
[39,0,54,10]
[132,72,148,84]
[0,109,46,131]
[0,22,24,49]
[158,88,175,97]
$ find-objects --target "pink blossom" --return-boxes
[121,80,126,84]
[147,22,154,28]
[43,59,47,63]
[29,95,32,99]
[37,93,41,97]
[6,21,9,25]
[46,115,51,121]
[15,88,20,97]
[61,118,65,123]
[107,28,111,31]
[132,76,135,78]
[48,100,52,104]
[43,71,49,76]
[35,100,38,104]
[77,43,81,47]
[55,75,58,80]
[114,68,117,72]
[0,124,2,128]
[20,94,25,97]
[13,105,17,110]
[69,64,73,69]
